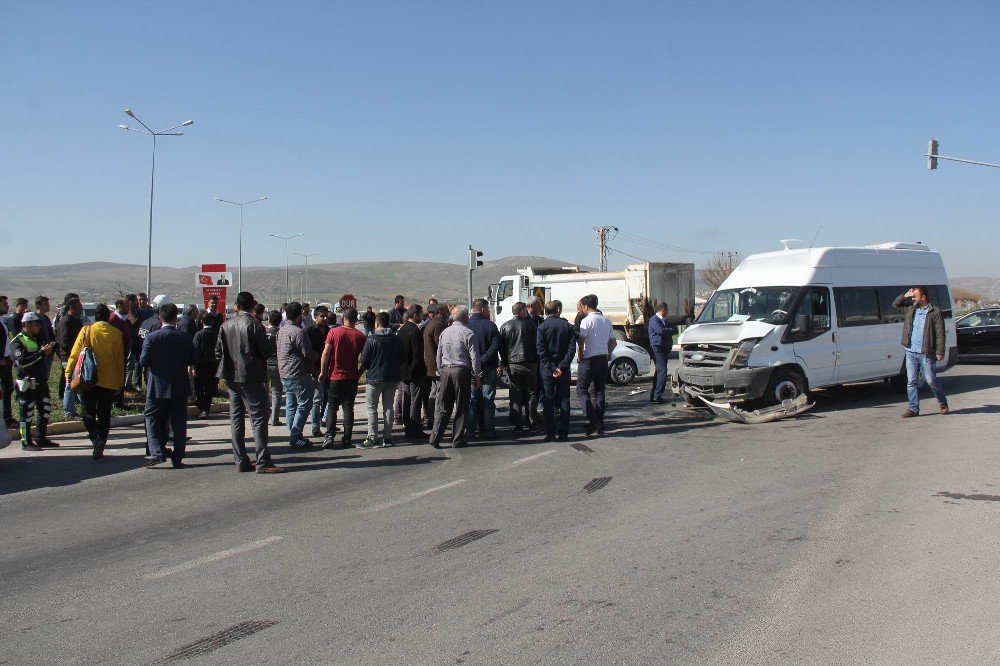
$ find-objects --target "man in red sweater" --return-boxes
[319,307,367,449]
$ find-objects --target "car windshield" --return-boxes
[697,286,800,325]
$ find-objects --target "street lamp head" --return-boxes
[259,196,268,201]
[119,124,129,130]
[124,108,135,117]
[182,120,194,126]
[214,197,223,201]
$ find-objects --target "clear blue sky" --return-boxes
[2,0,998,276]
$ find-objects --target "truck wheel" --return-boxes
[762,368,806,406]
[609,358,638,385]
[682,388,703,408]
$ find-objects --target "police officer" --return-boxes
[11,312,59,450]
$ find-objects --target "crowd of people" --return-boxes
[0,288,634,471]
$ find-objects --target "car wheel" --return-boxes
[762,368,806,406]
[609,358,638,385]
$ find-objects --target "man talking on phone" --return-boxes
[893,286,948,417]
[10,312,59,450]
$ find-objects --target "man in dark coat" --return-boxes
[397,304,429,439]
[139,303,198,468]
[536,300,578,442]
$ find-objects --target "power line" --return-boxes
[606,245,651,263]
[615,231,717,255]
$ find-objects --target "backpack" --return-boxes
[70,326,99,393]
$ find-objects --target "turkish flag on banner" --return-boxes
[198,274,213,286]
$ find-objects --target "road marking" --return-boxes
[144,536,282,580]
[503,449,557,469]
[370,479,466,513]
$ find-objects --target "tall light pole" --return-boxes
[120,109,193,297]
[925,139,1000,170]
[294,252,319,304]
[269,232,303,302]
[215,196,267,292]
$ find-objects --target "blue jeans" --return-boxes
[366,381,399,440]
[282,376,315,444]
[312,377,329,429]
[905,350,947,413]
[61,361,78,417]
[468,367,498,433]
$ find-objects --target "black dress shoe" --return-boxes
[556,434,568,442]
[22,442,44,452]
[542,435,553,442]
[171,461,190,468]
[237,461,255,473]
[37,437,60,447]
[145,457,166,468]
[429,441,442,449]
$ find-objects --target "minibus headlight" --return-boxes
[730,338,761,368]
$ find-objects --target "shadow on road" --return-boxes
[0,455,142,496]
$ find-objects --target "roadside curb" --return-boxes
[4,402,229,441]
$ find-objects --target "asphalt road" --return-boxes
[3,364,1000,664]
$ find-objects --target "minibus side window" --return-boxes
[786,287,831,341]
[879,286,909,323]
[834,287,881,326]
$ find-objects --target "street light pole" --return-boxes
[269,232,304,302]
[294,252,319,304]
[925,139,1000,170]
[120,109,193,297]
[215,196,267,292]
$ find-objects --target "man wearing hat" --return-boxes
[10,312,59,450]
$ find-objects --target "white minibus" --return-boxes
[672,242,956,408]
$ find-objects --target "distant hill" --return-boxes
[951,277,1000,304]
[0,256,596,309]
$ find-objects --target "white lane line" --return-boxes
[144,536,282,580]
[369,479,466,513]
[503,449,557,470]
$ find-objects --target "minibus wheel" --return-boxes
[763,368,806,406]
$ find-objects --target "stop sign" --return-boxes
[339,294,357,310]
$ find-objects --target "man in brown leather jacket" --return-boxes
[893,287,948,417]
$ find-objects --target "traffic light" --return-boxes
[927,139,939,170]
[468,245,484,270]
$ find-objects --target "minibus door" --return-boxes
[787,286,838,386]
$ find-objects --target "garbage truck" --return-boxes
[488,262,696,348]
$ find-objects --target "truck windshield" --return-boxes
[697,286,800,325]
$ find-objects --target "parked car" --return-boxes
[956,309,1000,360]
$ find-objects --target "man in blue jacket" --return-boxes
[647,302,678,404]
[466,298,500,437]
[140,303,199,468]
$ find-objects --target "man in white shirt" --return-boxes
[576,294,616,435]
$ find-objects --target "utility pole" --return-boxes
[593,226,618,271]
[294,251,318,304]
[723,251,738,273]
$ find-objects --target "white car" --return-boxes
[572,341,652,385]
[498,340,652,387]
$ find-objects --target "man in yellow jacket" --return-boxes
[66,304,124,459]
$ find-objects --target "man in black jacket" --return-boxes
[216,291,283,473]
[305,305,332,437]
[397,304,429,440]
[893,287,948,417]
[536,300,578,442]
[56,298,84,419]
[499,302,538,432]
[388,295,407,331]
[192,312,221,419]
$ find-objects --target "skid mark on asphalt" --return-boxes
[144,536,282,580]
[570,442,595,454]
[935,490,1000,502]
[369,479,467,513]
[435,529,499,553]
[152,620,278,663]
[582,476,612,493]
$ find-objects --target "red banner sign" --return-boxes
[201,263,228,321]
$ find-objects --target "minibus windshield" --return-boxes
[697,286,801,324]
